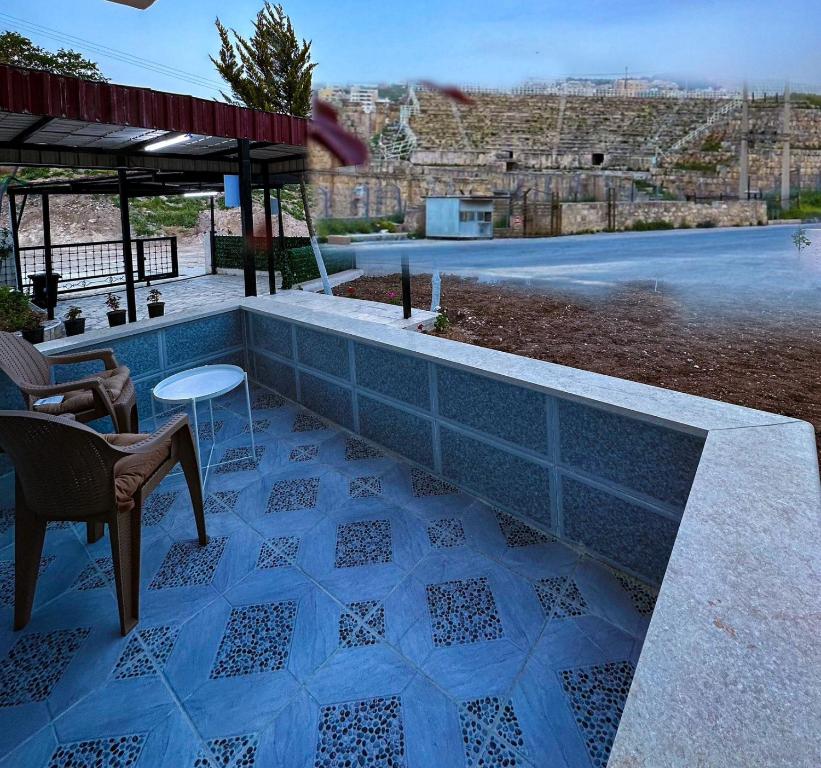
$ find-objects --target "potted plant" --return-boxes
[63,305,86,336]
[0,286,45,343]
[146,287,165,318]
[105,292,126,327]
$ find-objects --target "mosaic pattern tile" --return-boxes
[615,572,658,617]
[295,325,350,379]
[198,420,224,442]
[300,373,355,431]
[344,437,384,461]
[459,696,527,768]
[257,536,300,569]
[73,556,115,591]
[193,733,258,768]
[290,444,319,462]
[266,478,320,513]
[0,628,89,707]
[338,600,386,648]
[205,490,240,515]
[410,468,457,498]
[210,601,297,679]
[560,660,636,768]
[348,476,382,499]
[252,391,285,410]
[354,342,431,409]
[358,395,435,469]
[112,625,179,680]
[47,734,146,768]
[149,537,227,590]
[243,419,270,434]
[427,518,466,549]
[495,510,554,548]
[0,556,55,606]
[426,577,504,647]
[0,507,12,534]
[143,491,180,526]
[334,520,392,568]
[215,446,266,474]
[293,412,327,433]
[314,696,405,768]
[251,313,293,359]
[534,577,589,619]
[47,520,77,529]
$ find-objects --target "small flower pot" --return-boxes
[21,326,44,344]
[107,309,127,327]
[147,302,165,318]
[63,317,86,336]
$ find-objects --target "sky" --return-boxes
[1,0,819,99]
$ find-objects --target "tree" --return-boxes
[0,31,107,81]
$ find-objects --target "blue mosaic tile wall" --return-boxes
[244,309,705,586]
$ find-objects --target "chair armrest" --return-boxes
[112,414,191,456]
[46,348,119,370]
[21,377,106,398]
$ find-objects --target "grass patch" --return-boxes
[770,191,821,220]
[112,196,209,236]
[672,160,718,174]
[316,216,402,238]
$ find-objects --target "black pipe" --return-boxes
[401,251,412,320]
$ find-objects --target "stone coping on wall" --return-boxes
[34,295,821,767]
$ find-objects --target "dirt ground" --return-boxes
[335,274,821,469]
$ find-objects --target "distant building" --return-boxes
[425,196,494,239]
[348,86,380,107]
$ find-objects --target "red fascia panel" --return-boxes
[0,64,307,146]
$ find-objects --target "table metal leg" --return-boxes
[243,373,256,457]
[190,397,203,488]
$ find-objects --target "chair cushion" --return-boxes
[35,366,132,415]
[104,432,173,512]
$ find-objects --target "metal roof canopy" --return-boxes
[0,63,308,189]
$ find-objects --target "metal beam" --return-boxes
[118,169,138,322]
[237,138,257,297]
[10,116,53,145]
[41,194,55,320]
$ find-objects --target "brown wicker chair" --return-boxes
[0,410,206,636]
[0,331,138,433]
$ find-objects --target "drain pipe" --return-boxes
[300,178,332,295]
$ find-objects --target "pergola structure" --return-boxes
[0,63,308,321]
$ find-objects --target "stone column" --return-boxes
[780,83,791,212]
[738,84,749,199]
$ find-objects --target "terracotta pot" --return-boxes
[147,302,165,318]
[107,309,127,327]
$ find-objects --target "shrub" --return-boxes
[64,306,83,320]
[105,292,121,311]
[433,313,451,333]
[0,286,42,332]
[696,220,717,228]
[628,220,675,231]
[147,288,163,303]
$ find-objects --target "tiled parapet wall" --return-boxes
[246,305,704,586]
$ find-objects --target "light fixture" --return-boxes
[144,133,192,152]
[183,191,220,198]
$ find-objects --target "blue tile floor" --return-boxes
[0,387,658,768]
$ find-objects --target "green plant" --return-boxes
[0,286,42,332]
[627,220,675,231]
[0,226,12,261]
[433,313,451,333]
[386,290,401,306]
[105,292,121,311]
[64,306,83,320]
[792,227,811,254]
[696,220,717,228]
[672,160,718,174]
[147,288,163,304]
[701,135,723,152]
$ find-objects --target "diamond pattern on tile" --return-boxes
[205,490,240,515]
[215,446,265,474]
[198,420,224,442]
[338,600,386,648]
[193,733,259,768]
[0,628,89,707]
[293,412,327,432]
[314,696,405,768]
[459,696,527,768]
[426,577,504,647]
[560,660,635,768]
[266,477,320,513]
[210,602,297,679]
[257,536,300,569]
[410,468,457,498]
[495,510,554,548]
[73,556,115,591]
[534,576,589,619]
[143,491,180,526]
[427,518,466,549]
[0,556,55,606]
[290,444,319,462]
[344,437,384,461]
[149,537,227,590]
[243,419,270,434]
[253,391,284,410]
[348,476,382,499]
[614,571,658,617]
[47,734,146,768]
[334,520,392,568]
[112,625,179,680]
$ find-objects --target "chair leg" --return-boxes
[130,403,139,433]
[177,432,207,546]
[14,504,47,631]
[86,521,105,543]
[109,501,142,636]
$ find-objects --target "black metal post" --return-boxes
[276,186,287,290]
[7,192,23,291]
[209,195,217,275]
[117,169,138,323]
[41,194,55,320]
[237,138,257,297]
[262,164,275,294]
[401,251,412,320]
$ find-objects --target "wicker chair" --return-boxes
[0,410,206,636]
[0,331,138,433]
